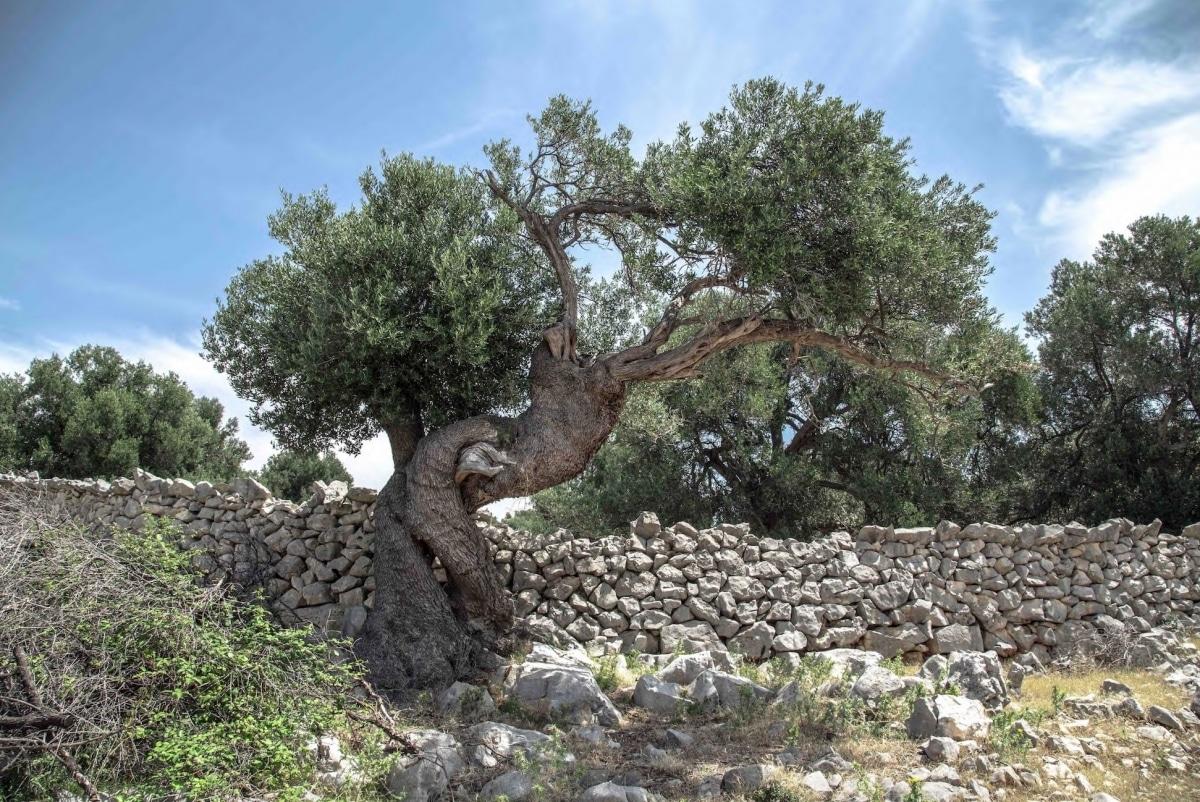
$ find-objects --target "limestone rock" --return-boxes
[385,730,465,802]
[633,675,686,715]
[907,695,991,741]
[506,645,622,726]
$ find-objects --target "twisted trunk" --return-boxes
[358,340,626,693]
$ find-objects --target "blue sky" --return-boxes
[2,0,1198,490]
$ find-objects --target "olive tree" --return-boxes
[204,79,1008,691]
[1024,215,1199,527]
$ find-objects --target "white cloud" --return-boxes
[1038,112,1200,259]
[998,44,1200,145]
[0,296,19,311]
[1080,0,1157,39]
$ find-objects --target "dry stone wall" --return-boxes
[7,470,1200,666]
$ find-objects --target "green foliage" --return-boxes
[1024,215,1200,528]
[751,782,804,802]
[1,504,359,801]
[591,654,622,692]
[990,708,1049,759]
[0,345,250,480]
[1051,685,1068,715]
[257,449,353,502]
[203,153,555,456]
[523,328,1035,537]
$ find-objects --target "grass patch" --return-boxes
[1020,667,1189,711]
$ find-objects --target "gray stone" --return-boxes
[436,681,497,719]
[930,624,983,654]
[664,728,694,749]
[468,721,551,768]
[1101,678,1132,695]
[850,665,907,703]
[659,621,721,653]
[385,730,465,802]
[482,770,534,801]
[507,645,622,726]
[579,781,658,802]
[801,770,833,797]
[721,764,775,793]
[907,695,991,741]
[927,651,1009,709]
[633,675,686,715]
[1147,705,1183,731]
[730,621,774,659]
[689,669,772,710]
[921,736,960,762]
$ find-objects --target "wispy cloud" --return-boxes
[413,109,518,154]
[1080,0,1157,39]
[982,0,1200,259]
[1038,112,1200,257]
[998,45,1200,145]
[0,296,19,311]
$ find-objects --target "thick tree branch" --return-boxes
[606,316,972,392]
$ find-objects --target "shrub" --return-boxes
[0,489,360,800]
[752,782,804,802]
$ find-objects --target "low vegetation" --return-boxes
[0,489,379,801]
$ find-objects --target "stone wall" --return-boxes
[6,470,1200,665]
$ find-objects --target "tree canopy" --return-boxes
[207,79,1008,476]
[1024,214,1199,528]
[256,449,353,502]
[0,345,250,480]
[202,154,556,464]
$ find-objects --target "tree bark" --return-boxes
[358,340,627,693]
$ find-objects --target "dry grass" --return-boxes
[971,662,1199,802]
[1019,666,1190,711]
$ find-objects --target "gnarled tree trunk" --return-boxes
[358,338,627,693]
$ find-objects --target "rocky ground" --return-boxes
[310,626,1200,802]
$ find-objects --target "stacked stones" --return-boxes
[5,472,1200,665]
[2,469,379,639]
[504,512,1200,664]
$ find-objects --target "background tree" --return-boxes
[518,322,1035,536]
[204,79,1014,691]
[1023,215,1199,528]
[0,345,250,480]
[257,449,353,502]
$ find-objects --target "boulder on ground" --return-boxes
[633,675,687,715]
[467,721,552,768]
[850,665,907,704]
[689,669,772,710]
[436,681,497,718]
[385,730,466,802]
[657,650,734,684]
[921,736,960,763]
[579,780,660,802]
[505,644,622,726]
[481,769,533,801]
[920,651,1009,709]
[721,764,776,793]
[808,648,883,682]
[907,694,991,741]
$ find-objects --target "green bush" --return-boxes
[0,490,360,801]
